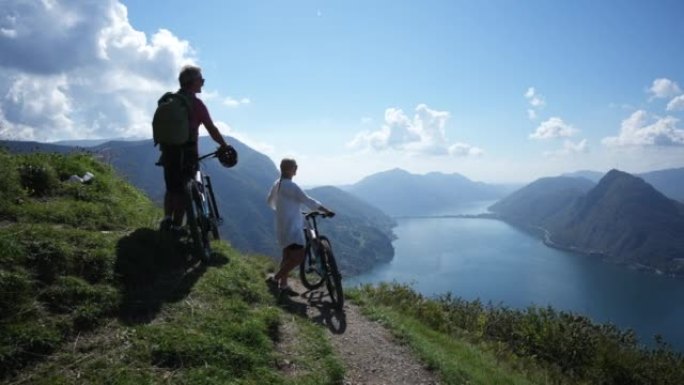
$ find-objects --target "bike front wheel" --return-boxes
[186,185,211,262]
[320,237,344,310]
[205,177,221,241]
[299,242,325,290]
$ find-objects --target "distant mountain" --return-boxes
[0,140,79,154]
[53,137,144,147]
[561,170,604,182]
[1,138,396,276]
[488,176,596,226]
[491,170,684,276]
[639,167,684,203]
[347,168,512,216]
[561,168,684,203]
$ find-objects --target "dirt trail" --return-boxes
[277,280,441,385]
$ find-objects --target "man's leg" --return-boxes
[162,146,185,228]
[170,191,186,226]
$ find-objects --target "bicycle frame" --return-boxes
[195,151,223,227]
[183,150,223,261]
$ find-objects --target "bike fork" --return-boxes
[204,175,223,225]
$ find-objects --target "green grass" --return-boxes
[9,243,343,385]
[0,150,343,384]
[349,283,684,385]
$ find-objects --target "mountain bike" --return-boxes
[183,150,223,262]
[299,211,344,310]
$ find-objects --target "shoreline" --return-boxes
[391,213,683,279]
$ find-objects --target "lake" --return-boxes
[346,202,684,351]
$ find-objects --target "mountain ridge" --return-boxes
[491,170,684,276]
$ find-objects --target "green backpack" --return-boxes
[152,92,192,146]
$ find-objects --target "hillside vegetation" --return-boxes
[351,283,684,385]
[0,150,342,384]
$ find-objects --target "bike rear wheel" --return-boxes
[320,237,344,310]
[299,242,326,290]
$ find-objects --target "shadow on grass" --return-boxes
[114,228,229,325]
[268,280,347,334]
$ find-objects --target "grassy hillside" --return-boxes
[0,150,342,384]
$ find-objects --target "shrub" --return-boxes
[0,150,24,204]
[18,161,59,197]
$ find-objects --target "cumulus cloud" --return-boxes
[543,139,589,158]
[525,87,545,120]
[667,94,684,111]
[348,104,483,157]
[0,0,197,141]
[525,87,545,107]
[223,97,251,108]
[529,117,578,139]
[648,78,681,100]
[602,110,684,147]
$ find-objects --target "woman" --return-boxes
[266,158,334,295]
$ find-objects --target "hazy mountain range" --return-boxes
[346,168,516,216]
[490,170,684,276]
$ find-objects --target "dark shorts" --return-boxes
[284,243,304,251]
[161,144,198,193]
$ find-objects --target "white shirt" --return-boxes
[266,177,322,248]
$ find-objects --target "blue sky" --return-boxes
[1,1,683,185]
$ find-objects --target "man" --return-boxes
[160,65,233,231]
[266,158,334,295]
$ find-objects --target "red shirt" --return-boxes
[187,94,211,143]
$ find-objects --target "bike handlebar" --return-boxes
[304,211,335,219]
[198,150,219,162]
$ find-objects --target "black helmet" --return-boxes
[217,145,238,168]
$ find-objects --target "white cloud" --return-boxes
[347,104,483,157]
[667,94,684,111]
[529,117,578,139]
[602,110,684,147]
[543,139,589,158]
[0,0,197,141]
[524,87,545,121]
[648,78,681,100]
[360,116,373,125]
[525,87,545,108]
[449,142,484,157]
[223,97,251,108]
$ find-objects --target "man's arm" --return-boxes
[204,120,229,148]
